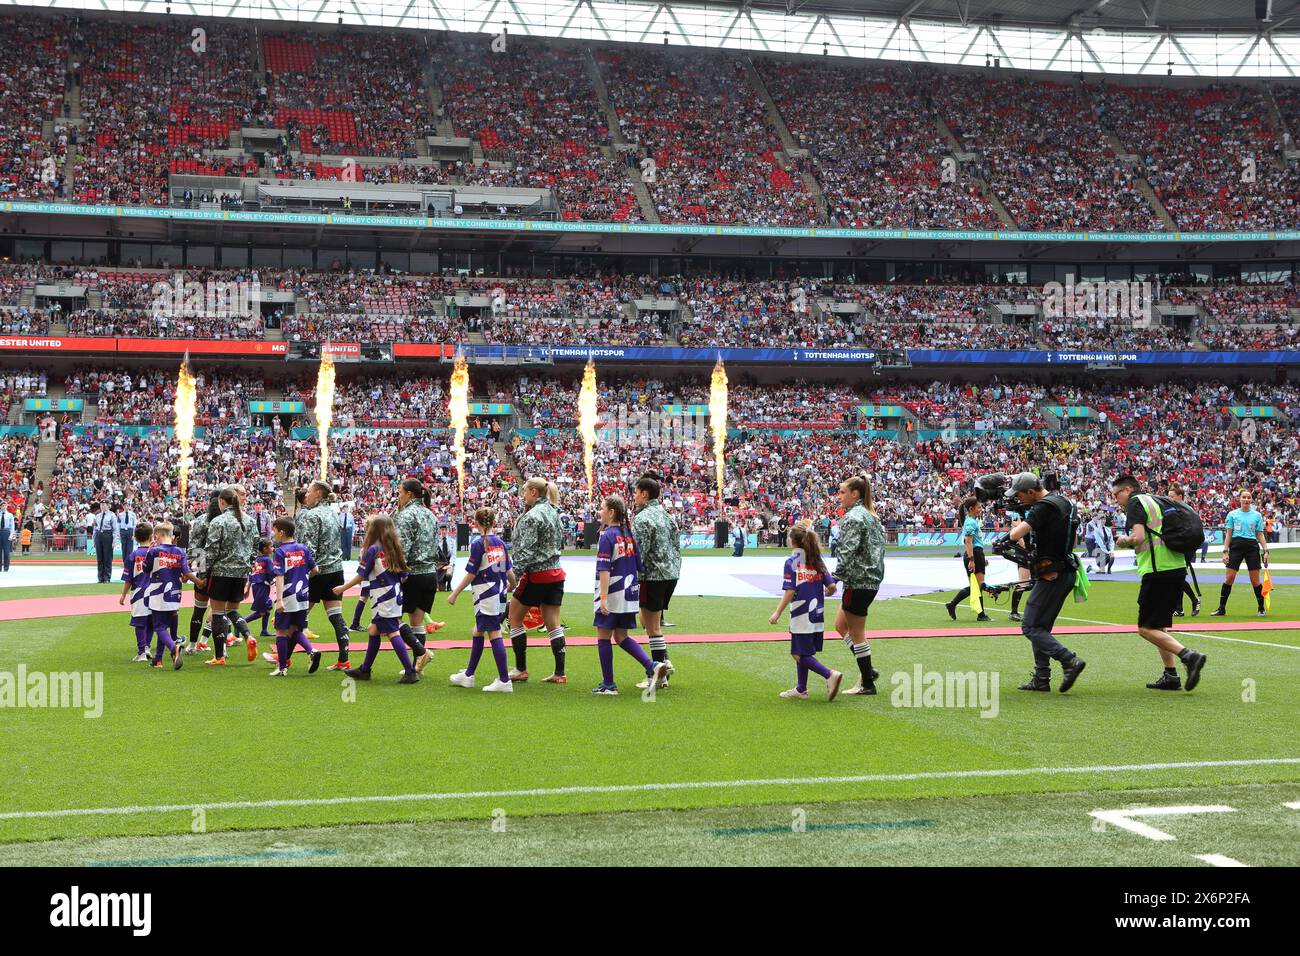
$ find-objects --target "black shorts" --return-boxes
[963,549,987,576]
[309,570,345,604]
[207,575,246,604]
[515,578,565,608]
[1138,570,1186,630]
[402,573,439,614]
[193,579,210,603]
[841,586,877,618]
[640,578,677,613]
[1226,541,1262,572]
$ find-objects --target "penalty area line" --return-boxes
[2,757,1299,822]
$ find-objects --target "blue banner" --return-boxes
[459,344,1300,366]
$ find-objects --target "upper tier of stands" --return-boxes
[6,12,1299,231]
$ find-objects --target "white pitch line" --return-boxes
[1285,801,1300,810]
[1,757,1298,822]
[897,596,1300,651]
[1089,805,1236,841]
[1196,853,1250,867]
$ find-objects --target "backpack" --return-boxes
[1143,495,1206,560]
[1139,494,1206,594]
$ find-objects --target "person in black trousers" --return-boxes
[1003,473,1088,694]
[90,503,119,583]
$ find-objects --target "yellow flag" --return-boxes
[968,573,984,613]
[1262,568,1272,612]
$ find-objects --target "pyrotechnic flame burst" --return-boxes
[449,354,470,506]
[174,356,197,505]
[709,358,729,506]
[578,360,598,502]
[315,350,336,482]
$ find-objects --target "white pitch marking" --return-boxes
[1285,801,1300,810]
[1,758,1296,822]
[1089,805,1236,841]
[1196,853,1250,867]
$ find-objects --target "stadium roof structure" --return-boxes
[8,0,1300,76]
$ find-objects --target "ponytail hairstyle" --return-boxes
[841,473,875,514]
[525,476,560,508]
[961,495,979,517]
[789,524,827,575]
[362,513,408,574]
[401,477,432,509]
[204,490,222,521]
[218,486,244,529]
[602,495,631,536]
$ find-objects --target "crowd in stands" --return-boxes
[600,49,820,226]
[436,38,642,223]
[933,76,1161,231]
[40,424,281,537]
[64,366,266,426]
[0,15,69,201]
[259,31,428,158]
[75,21,258,206]
[1098,83,1300,231]
[759,59,1000,229]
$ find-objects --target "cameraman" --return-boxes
[1003,473,1088,693]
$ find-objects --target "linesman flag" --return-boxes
[1262,564,1273,612]
[968,573,984,613]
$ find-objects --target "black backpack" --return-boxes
[1140,494,1206,594]
[1143,495,1206,559]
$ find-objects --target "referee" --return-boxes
[297,480,352,668]
[395,478,440,674]
[1112,475,1208,691]
[1004,473,1087,693]
[1213,490,1269,617]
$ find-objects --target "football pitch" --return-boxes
[1,561,1297,867]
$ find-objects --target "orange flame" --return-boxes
[174,357,197,505]
[709,358,728,506]
[578,360,598,501]
[449,354,470,506]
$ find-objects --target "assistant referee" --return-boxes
[1213,490,1269,617]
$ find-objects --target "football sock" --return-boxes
[617,635,653,675]
[648,633,667,663]
[489,638,509,681]
[510,627,528,670]
[549,627,566,676]
[597,638,614,685]
[328,608,350,662]
[390,634,414,673]
[466,634,484,677]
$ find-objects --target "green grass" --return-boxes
[1,782,1295,866]
[0,575,1296,862]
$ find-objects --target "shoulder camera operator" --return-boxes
[999,472,1088,694]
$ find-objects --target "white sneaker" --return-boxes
[132,652,148,663]
[637,660,675,690]
[779,688,809,699]
[508,667,528,681]
[449,670,475,688]
[262,651,279,664]
[482,678,513,693]
[269,667,287,677]
[184,643,197,656]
